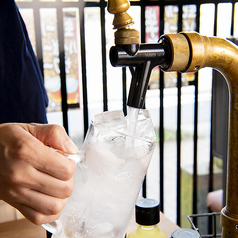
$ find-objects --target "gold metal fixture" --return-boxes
[160,32,238,238]
[107,0,140,45]
[114,28,140,45]
[107,0,133,29]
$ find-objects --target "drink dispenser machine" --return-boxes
[107,0,238,237]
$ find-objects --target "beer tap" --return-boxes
[107,0,170,108]
[107,0,238,238]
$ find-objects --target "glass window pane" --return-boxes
[235,3,238,37]
[217,3,232,38]
[127,6,141,32]
[40,0,56,2]
[182,5,196,32]
[164,5,178,34]
[182,5,197,84]
[164,5,178,88]
[63,8,81,105]
[84,7,103,119]
[19,8,36,54]
[40,8,61,111]
[145,6,160,90]
[105,7,123,111]
[180,4,198,223]
[41,8,81,112]
[145,5,160,201]
[145,6,160,43]
[163,5,179,224]
[68,109,84,148]
[47,111,63,127]
[200,4,215,36]
[84,0,99,2]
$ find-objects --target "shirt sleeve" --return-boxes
[0,0,48,124]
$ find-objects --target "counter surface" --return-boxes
[0,213,179,238]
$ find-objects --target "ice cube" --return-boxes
[92,223,114,236]
[93,110,125,124]
[134,110,156,142]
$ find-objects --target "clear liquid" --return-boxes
[126,107,140,150]
[127,107,140,138]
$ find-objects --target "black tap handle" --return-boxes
[127,61,154,108]
[110,43,166,67]
[109,40,171,109]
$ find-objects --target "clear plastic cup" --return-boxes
[43,109,156,238]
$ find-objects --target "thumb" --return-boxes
[27,124,78,154]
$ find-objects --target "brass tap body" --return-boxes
[160,32,238,238]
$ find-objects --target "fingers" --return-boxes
[28,169,75,199]
[15,201,63,225]
[23,124,78,179]
[15,204,60,225]
[10,166,75,199]
[26,124,78,179]
[3,165,73,225]
[23,189,67,215]
[1,123,76,181]
[24,145,76,181]
[2,160,75,201]
[27,124,78,154]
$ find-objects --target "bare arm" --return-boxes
[0,123,78,225]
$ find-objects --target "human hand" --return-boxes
[0,123,78,225]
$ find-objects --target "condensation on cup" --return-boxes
[43,108,156,238]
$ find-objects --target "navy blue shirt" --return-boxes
[0,1,48,124]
